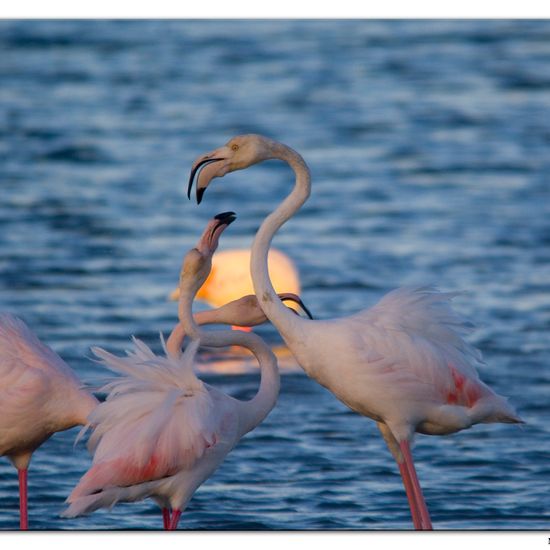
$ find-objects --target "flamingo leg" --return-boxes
[376,422,422,529]
[162,507,171,530]
[399,441,432,530]
[397,460,422,529]
[168,509,182,530]
[18,468,28,530]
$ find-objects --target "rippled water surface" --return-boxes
[0,20,549,531]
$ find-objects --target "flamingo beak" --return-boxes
[188,147,231,204]
[279,293,314,320]
[213,211,237,232]
[197,211,237,255]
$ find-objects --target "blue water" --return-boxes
[0,19,549,531]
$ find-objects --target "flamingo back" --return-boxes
[352,286,482,377]
[338,286,520,427]
[0,314,82,384]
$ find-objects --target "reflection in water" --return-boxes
[198,344,301,374]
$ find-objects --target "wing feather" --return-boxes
[350,286,491,400]
[69,338,224,500]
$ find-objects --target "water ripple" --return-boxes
[0,19,548,531]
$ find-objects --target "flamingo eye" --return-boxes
[231,144,239,151]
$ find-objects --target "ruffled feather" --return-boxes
[68,338,222,503]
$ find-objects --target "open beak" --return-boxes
[188,147,231,204]
[196,211,237,255]
[279,292,314,320]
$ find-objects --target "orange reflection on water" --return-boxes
[195,344,301,374]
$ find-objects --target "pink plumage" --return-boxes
[64,212,280,530]
[64,339,240,518]
[0,313,98,529]
[300,286,520,437]
[188,134,524,530]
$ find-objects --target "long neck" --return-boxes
[165,284,197,356]
[173,296,279,436]
[250,142,312,342]
[165,307,235,356]
[204,328,279,436]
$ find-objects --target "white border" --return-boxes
[0,532,546,550]
[1,0,550,18]
[0,6,547,547]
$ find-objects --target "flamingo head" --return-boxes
[213,292,313,326]
[180,211,236,291]
[188,134,280,204]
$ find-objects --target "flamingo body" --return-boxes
[0,313,98,528]
[63,339,245,517]
[289,286,519,442]
[0,313,98,465]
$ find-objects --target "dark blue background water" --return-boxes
[0,20,549,530]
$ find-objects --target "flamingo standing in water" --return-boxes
[64,212,309,529]
[0,315,98,529]
[188,134,523,530]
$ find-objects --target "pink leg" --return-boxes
[162,508,171,530]
[399,441,432,530]
[18,468,28,530]
[397,460,422,529]
[168,509,182,530]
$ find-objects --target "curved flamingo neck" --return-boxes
[250,142,312,341]
[171,285,279,437]
[165,313,201,358]
[203,328,279,436]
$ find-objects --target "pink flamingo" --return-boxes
[63,212,309,529]
[0,315,98,529]
[188,134,523,529]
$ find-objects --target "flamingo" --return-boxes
[187,134,524,530]
[63,212,307,530]
[0,314,99,530]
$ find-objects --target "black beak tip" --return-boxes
[296,297,314,320]
[197,187,205,205]
[215,211,237,225]
[302,304,314,320]
[281,295,314,320]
